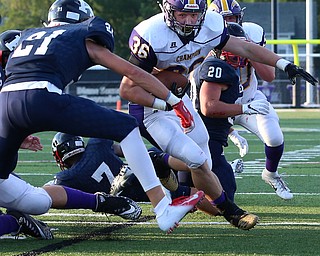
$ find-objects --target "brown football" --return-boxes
[153,70,188,90]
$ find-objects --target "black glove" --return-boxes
[285,63,318,86]
[171,81,190,98]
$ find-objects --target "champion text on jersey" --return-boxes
[176,49,201,62]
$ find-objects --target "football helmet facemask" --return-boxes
[220,22,248,68]
[160,0,207,37]
[52,132,85,170]
[0,30,21,68]
[209,0,245,24]
[47,0,94,26]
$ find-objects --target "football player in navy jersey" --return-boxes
[46,133,149,202]
[0,27,140,239]
[46,132,220,216]
[210,0,293,200]
[0,29,53,239]
[185,23,269,202]
[0,0,204,234]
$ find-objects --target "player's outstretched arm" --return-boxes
[224,36,318,86]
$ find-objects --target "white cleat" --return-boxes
[262,169,293,200]
[156,191,204,234]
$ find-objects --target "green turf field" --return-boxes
[1,109,319,256]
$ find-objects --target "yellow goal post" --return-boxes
[266,39,320,66]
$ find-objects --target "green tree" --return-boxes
[0,0,319,59]
[0,0,52,30]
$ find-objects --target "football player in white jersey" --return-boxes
[210,0,294,200]
[119,0,316,228]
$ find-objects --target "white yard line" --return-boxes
[42,220,320,227]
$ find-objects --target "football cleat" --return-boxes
[262,169,293,200]
[230,158,244,175]
[159,169,179,191]
[156,190,204,234]
[215,194,259,230]
[7,210,54,239]
[94,192,142,220]
[225,211,259,230]
[109,165,134,196]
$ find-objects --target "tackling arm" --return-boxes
[224,36,318,86]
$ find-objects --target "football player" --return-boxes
[0,0,205,234]
[119,0,316,229]
[0,29,53,239]
[186,22,269,202]
[47,132,220,216]
[210,0,293,200]
[0,27,142,239]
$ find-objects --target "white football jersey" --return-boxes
[129,11,229,77]
[236,22,265,104]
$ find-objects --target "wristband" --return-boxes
[152,98,167,110]
[276,59,291,71]
[165,92,180,106]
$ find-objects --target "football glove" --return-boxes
[285,63,318,86]
[242,99,269,115]
[228,130,249,157]
[172,100,194,133]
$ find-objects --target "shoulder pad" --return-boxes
[132,14,177,51]
[86,17,115,52]
[200,57,238,84]
[242,22,265,46]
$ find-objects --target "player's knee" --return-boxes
[265,133,284,147]
[15,187,52,215]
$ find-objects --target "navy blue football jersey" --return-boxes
[192,56,241,145]
[54,138,148,201]
[0,65,4,89]
[4,17,114,90]
[54,138,123,194]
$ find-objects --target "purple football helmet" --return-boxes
[161,0,207,37]
[209,0,245,24]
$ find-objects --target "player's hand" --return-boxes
[20,135,43,152]
[172,100,194,133]
[242,99,269,115]
[285,63,318,86]
[228,130,249,157]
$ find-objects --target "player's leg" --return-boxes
[256,104,292,200]
[119,126,204,233]
[146,112,259,230]
[209,139,237,202]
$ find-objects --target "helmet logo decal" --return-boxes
[4,35,20,51]
[78,0,93,16]
[66,11,80,21]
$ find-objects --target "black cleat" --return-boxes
[7,210,54,239]
[94,192,142,220]
[216,195,259,230]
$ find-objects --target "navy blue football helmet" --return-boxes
[0,30,21,68]
[52,132,85,169]
[47,0,94,25]
[161,0,207,37]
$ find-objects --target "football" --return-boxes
[153,70,188,90]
